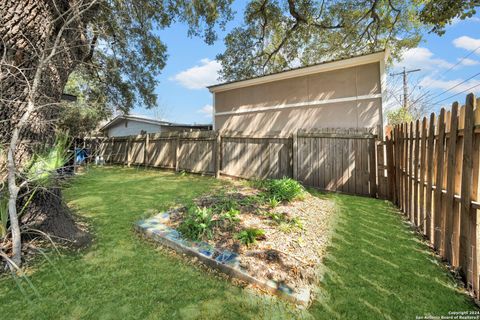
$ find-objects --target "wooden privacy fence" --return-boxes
[294,129,377,196]
[377,93,480,299]
[89,128,377,196]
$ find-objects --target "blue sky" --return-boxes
[134,4,480,124]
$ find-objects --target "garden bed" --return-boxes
[137,178,336,305]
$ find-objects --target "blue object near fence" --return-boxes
[75,148,88,164]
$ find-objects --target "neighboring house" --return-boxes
[208,50,388,135]
[99,114,212,137]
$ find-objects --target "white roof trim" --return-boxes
[209,50,389,93]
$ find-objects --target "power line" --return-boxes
[407,44,480,105]
[421,44,480,90]
[431,82,480,106]
[438,44,480,78]
[427,71,480,101]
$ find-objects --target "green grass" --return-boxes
[0,167,477,319]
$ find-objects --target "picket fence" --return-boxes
[377,93,480,298]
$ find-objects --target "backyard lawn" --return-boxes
[0,167,477,319]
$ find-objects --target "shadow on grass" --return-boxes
[0,167,477,319]
[308,191,477,319]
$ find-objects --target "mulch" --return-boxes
[165,183,336,292]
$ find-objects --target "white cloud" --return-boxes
[397,47,453,70]
[419,76,480,94]
[459,57,480,66]
[453,36,480,52]
[170,59,221,89]
[197,104,213,117]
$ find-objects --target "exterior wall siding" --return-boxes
[214,62,382,134]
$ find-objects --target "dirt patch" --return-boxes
[164,183,335,292]
[21,188,91,248]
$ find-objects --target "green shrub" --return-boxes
[262,178,304,202]
[178,205,214,240]
[235,228,266,247]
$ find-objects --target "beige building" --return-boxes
[208,51,388,135]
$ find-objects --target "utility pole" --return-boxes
[390,67,421,111]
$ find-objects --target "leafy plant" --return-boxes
[261,178,305,203]
[177,170,188,177]
[267,196,280,208]
[26,132,70,187]
[265,211,285,223]
[238,194,265,207]
[235,228,265,247]
[279,217,304,233]
[220,208,240,224]
[213,196,239,214]
[177,205,214,241]
[0,194,8,239]
[263,210,303,232]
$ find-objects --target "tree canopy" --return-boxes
[216,0,480,82]
[77,0,233,114]
[420,0,479,35]
[217,0,426,82]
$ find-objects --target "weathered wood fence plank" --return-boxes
[377,93,480,299]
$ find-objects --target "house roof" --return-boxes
[208,50,389,93]
[99,114,211,132]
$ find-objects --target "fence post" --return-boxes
[472,97,480,298]
[175,133,180,172]
[419,117,428,234]
[109,137,114,164]
[385,132,396,202]
[127,136,132,166]
[376,142,385,199]
[444,103,459,264]
[425,113,436,241]
[369,137,377,197]
[144,133,150,167]
[292,131,298,181]
[459,94,475,285]
[434,109,446,253]
[214,131,221,178]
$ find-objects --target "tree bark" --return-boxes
[1,0,96,266]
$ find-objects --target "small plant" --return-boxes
[236,228,266,247]
[267,196,280,208]
[261,178,305,203]
[265,211,285,223]
[289,217,303,229]
[26,132,70,186]
[178,170,187,177]
[213,196,239,213]
[0,194,8,239]
[279,217,304,233]
[177,205,214,240]
[220,208,240,223]
[239,194,265,207]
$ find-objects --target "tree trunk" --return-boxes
[0,0,96,265]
